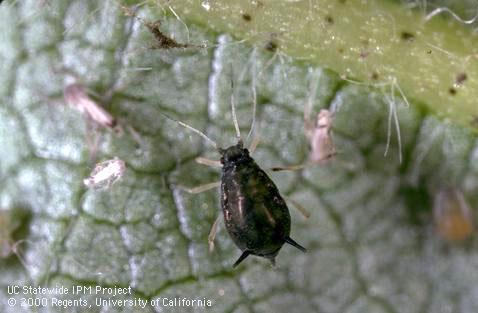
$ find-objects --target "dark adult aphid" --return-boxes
[163,91,306,268]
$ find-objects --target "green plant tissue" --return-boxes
[1,1,478,313]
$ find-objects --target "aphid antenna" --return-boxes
[229,74,243,144]
[245,48,258,143]
[10,239,33,272]
[160,112,219,151]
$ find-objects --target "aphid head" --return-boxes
[220,140,250,164]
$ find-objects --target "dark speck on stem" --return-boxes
[401,31,415,42]
[242,13,252,21]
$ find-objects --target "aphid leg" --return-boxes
[304,68,321,138]
[271,164,307,172]
[232,250,251,268]
[285,197,311,219]
[10,239,32,273]
[126,124,146,153]
[180,181,221,194]
[160,112,218,150]
[268,257,276,267]
[258,50,278,78]
[85,122,102,164]
[285,236,307,253]
[195,157,222,168]
[208,215,222,252]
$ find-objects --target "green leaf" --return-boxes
[1,1,478,313]
[167,0,478,130]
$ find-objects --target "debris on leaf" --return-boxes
[120,3,190,49]
[64,83,117,129]
[83,157,126,190]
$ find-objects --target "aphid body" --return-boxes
[434,187,473,242]
[220,140,306,267]
[306,109,336,163]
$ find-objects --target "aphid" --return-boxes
[306,109,336,163]
[83,157,126,190]
[163,85,306,268]
[433,187,474,242]
[64,83,117,129]
[272,72,336,172]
